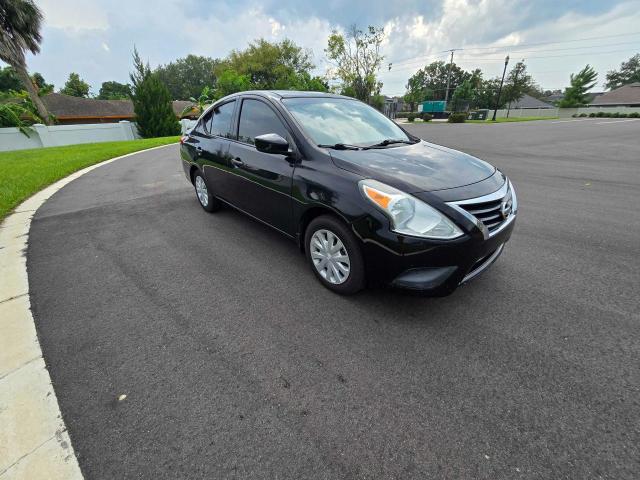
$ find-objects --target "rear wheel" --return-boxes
[304,215,365,294]
[193,172,220,212]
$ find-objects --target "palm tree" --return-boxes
[0,0,51,124]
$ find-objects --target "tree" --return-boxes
[98,81,131,100]
[219,38,316,90]
[130,48,180,138]
[31,71,52,93]
[213,69,252,99]
[289,71,329,92]
[502,61,534,107]
[473,78,503,110]
[405,61,471,104]
[155,55,219,100]
[325,25,385,103]
[0,65,22,91]
[605,54,640,90]
[184,85,214,117]
[450,80,474,112]
[558,65,598,108]
[0,0,51,123]
[60,72,90,97]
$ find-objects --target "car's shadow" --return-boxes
[193,198,503,323]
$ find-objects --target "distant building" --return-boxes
[41,93,196,125]
[508,94,555,109]
[382,96,406,118]
[590,83,640,107]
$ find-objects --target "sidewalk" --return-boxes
[0,191,83,479]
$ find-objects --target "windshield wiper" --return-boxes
[363,139,415,149]
[318,143,361,150]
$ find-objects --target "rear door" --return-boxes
[225,97,296,235]
[198,100,237,200]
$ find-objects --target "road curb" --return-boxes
[0,143,175,479]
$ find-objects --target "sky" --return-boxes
[12,0,640,96]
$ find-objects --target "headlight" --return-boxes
[359,179,463,239]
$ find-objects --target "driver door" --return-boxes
[226,98,296,235]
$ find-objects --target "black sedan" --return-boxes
[180,91,517,295]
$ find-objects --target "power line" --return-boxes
[384,47,639,73]
[389,31,640,68]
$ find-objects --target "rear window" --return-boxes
[194,101,236,138]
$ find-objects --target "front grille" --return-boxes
[453,182,514,235]
[460,196,509,233]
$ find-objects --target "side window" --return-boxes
[238,99,289,145]
[210,101,236,138]
[194,110,212,136]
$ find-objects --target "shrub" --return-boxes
[407,113,416,122]
[579,113,587,117]
[448,113,466,123]
[572,113,578,118]
[629,112,639,118]
[595,111,605,117]
[132,73,181,138]
[616,113,627,118]
[420,112,433,121]
[603,112,613,117]
[588,112,596,117]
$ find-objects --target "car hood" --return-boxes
[329,140,495,193]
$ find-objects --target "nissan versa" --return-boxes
[180,91,517,295]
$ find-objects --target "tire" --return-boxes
[193,172,221,212]
[304,215,366,295]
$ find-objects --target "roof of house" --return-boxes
[510,94,555,109]
[41,93,195,120]
[590,83,640,105]
[42,93,133,119]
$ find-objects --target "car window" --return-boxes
[194,110,212,136]
[210,101,235,138]
[238,99,289,145]
[282,97,410,146]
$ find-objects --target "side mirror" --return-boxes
[254,133,291,155]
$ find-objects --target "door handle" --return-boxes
[231,157,244,167]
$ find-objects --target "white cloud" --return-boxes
[377,0,640,94]
[19,0,640,96]
[38,0,109,31]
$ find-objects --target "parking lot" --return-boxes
[28,119,639,479]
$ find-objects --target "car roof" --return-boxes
[224,90,352,101]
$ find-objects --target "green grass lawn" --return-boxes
[403,116,557,124]
[0,136,179,221]
[467,116,558,123]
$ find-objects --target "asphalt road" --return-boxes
[29,118,639,479]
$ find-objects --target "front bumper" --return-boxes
[352,182,517,296]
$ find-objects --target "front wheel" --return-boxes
[304,215,365,295]
[193,172,221,212]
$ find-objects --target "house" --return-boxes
[508,94,555,109]
[40,93,196,125]
[590,82,640,107]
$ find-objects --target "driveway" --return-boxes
[28,119,640,479]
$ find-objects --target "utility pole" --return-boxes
[506,59,524,118]
[443,49,462,105]
[492,55,510,122]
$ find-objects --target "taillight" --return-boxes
[180,135,188,144]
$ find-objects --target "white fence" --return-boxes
[0,121,139,152]
[491,108,559,118]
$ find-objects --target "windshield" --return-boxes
[282,97,411,147]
